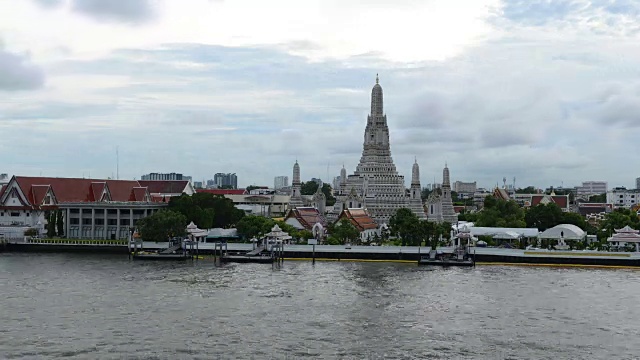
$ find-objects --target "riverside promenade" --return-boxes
[5,239,640,267]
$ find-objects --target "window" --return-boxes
[70,218,79,225]
[11,212,19,217]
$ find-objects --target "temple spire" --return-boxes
[376,73,379,84]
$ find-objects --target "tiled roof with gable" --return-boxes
[130,187,149,202]
[285,206,327,230]
[29,185,51,205]
[0,176,155,208]
[138,180,189,194]
[531,194,569,209]
[90,182,106,202]
[338,208,378,231]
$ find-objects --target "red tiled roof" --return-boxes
[197,189,246,195]
[138,180,189,194]
[453,205,465,214]
[0,176,153,208]
[285,207,327,230]
[130,187,149,202]
[29,185,50,205]
[338,208,377,231]
[90,182,106,202]
[531,194,569,209]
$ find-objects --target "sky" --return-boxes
[1,0,640,190]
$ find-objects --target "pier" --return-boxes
[3,238,640,267]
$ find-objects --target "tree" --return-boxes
[476,196,526,228]
[525,203,588,231]
[516,186,537,194]
[24,228,38,237]
[56,210,64,237]
[236,215,275,240]
[169,193,244,229]
[389,208,422,246]
[46,211,56,238]
[332,218,360,245]
[421,188,432,201]
[136,210,187,242]
[300,181,336,206]
[246,185,261,193]
[588,193,606,203]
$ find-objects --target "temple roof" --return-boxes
[338,208,378,231]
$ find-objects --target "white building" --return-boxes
[606,187,640,208]
[454,181,477,194]
[576,181,607,196]
[274,176,289,190]
[0,176,167,240]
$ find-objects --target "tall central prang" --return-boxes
[329,75,426,225]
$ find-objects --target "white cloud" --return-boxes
[2,0,640,190]
[0,44,45,90]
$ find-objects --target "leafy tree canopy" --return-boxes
[477,196,526,228]
[300,181,336,206]
[137,209,187,242]
[168,193,244,229]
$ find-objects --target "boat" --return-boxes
[418,247,475,267]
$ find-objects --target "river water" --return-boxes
[1,253,639,359]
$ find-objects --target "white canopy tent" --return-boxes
[539,224,586,241]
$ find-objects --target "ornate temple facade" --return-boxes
[426,164,458,223]
[408,159,427,219]
[328,76,425,225]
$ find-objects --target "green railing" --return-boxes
[27,238,129,246]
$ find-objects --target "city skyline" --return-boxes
[2,1,640,189]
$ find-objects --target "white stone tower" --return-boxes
[440,163,458,223]
[340,75,411,224]
[289,160,304,209]
[408,158,427,219]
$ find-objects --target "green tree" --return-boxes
[516,186,537,194]
[332,218,360,245]
[56,210,64,237]
[46,211,56,238]
[236,215,275,240]
[389,208,423,246]
[588,193,607,203]
[600,208,640,237]
[477,196,526,228]
[24,228,38,237]
[137,209,187,242]
[300,181,336,206]
[169,193,244,229]
[458,211,479,222]
[421,188,433,201]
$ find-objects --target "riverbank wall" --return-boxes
[4,241,640,267]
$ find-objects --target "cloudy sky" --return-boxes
[2,0,640,189]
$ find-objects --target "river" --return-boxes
[0,253,639,359]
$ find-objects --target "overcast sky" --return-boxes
[2,0,640,189]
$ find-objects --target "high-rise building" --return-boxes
[193,181,204,189]
[141,172,188,181]
[327,75,424,224]
[214,173,238,189]
[576,181,608,196]
[274,176,289,190]
[454,181,477,194]
[636,177,640,190]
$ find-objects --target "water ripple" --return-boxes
[1,253,640,359]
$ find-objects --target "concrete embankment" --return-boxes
[6,242,128,254]
[4,241,640,267]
